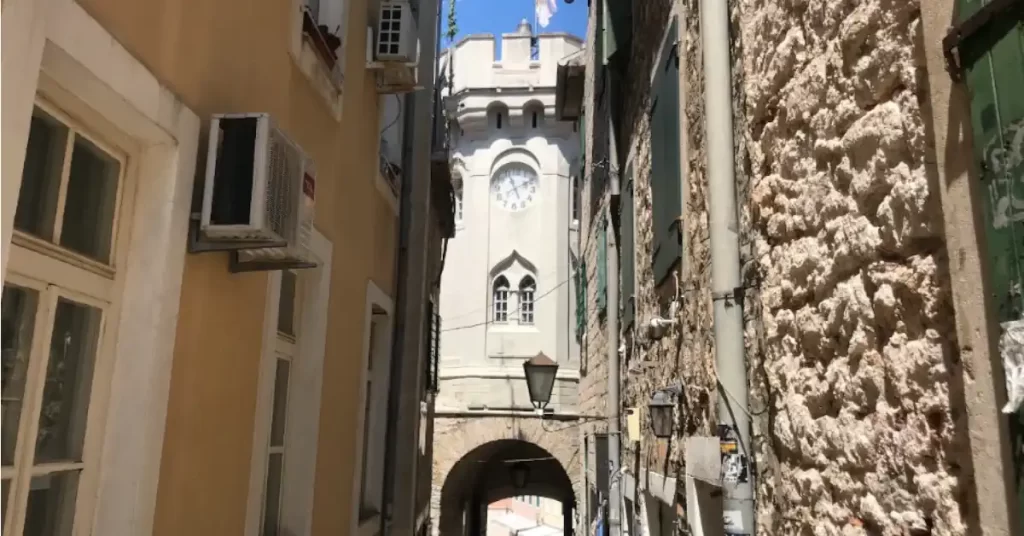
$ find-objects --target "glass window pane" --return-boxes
[15,107,68,241]
[35,298,102,463]
[59,135,120,263]
[277,271,296,336]
[24,470,80,536]
[261,452,284,536]
[2,284,39,464]
[269,359,290,447]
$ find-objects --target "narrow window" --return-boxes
[531,111,538,129]
[453,178,464,225]
[496,113,503,130]
[519,276,536,325]
[572,175,580,224]
[492,276,510,323]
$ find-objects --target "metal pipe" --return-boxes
[381,0,443,532]
[606,209,622,536]
[699,0,755,533]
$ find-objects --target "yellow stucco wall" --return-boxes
[73,0,397,533]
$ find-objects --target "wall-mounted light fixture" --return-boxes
[523,352,559,411]
[510,462,530,489]
[648,386,682,439]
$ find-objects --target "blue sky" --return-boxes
[443,0,588,47]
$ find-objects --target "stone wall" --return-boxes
[429,415,583,535]
[737,0,968,534]
[577,0,974,534]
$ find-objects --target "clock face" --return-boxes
[491,165,539,212]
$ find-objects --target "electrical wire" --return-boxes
[441,276,572,332]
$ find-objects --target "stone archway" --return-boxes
[431,416,582,536]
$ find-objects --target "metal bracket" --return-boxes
[942,0,1024,82]
[186,213,286,254]
[711,286,745,305]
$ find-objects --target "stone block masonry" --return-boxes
[571,0,1011,534]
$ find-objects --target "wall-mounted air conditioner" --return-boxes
[375,1,417,63]
[197,113,318,271]
[367,2,421,94]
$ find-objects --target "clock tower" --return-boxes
[434,22,582,412]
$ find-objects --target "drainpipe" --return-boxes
[607,177,622,536]
[700,0,754,534]
[382,0,442,532]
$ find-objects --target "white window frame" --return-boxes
[290,0,348,121]
[453,177,464,228]
[2,95,136,536]
[492,276,510,324]
[350,281,394,536]
[519,276,536,325]
[245,231,334,536]
[2,3,200,534]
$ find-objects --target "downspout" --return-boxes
[606,164,622,536]
[382,0,443,532]
[700,0,754,534]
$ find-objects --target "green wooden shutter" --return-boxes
[597,219,608,314]
[650,19,682,285]
[620,163,636,329]
[602,0,633,67]
[957,0,1024,527]
[575,260,588,342]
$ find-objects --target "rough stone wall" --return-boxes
[616,0,719,479]
[576,2,610,533]
[737,0,968,534]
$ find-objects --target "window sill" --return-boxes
[291,10,344,122]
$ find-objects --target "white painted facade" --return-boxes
[436,22,583,413]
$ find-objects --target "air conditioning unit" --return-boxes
[199,113,318,270]
[375,1,417,63]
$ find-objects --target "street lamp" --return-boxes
[648,387,681,439]
[523,353,559,410]
[510,462,530,489]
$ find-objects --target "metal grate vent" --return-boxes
[378,5,403,56]
[265,129,302,241]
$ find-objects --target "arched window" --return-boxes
[531,111,538,128]
[493,276,510,323]
[519,276,536,325]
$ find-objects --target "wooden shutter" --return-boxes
[956,0,1024,526]
[576,260,588,342]
[597,218,608,314]
[603,0,633,67]
[650,19,682,285]
[620,163,636,329]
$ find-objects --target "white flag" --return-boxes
[535,0,557,28]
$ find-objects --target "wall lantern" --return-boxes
[523,353,559,410]
[510,462,530,489]
[648,387,681,439]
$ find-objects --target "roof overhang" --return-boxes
[554,60,586,121]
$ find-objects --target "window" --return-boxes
[496,113,503,130]
[356,284,392,527]
[519,276,536,325]
[620,164,636,329]
[649,19,682,285]
[453,178,464,225]
[261,270,300,536]
[597,219,608,314]
[572,175,581,225]
[531,111,539,128]
[3,102,128,535]
[574,261,587,342]
[492,276,510,323]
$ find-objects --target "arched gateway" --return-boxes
[431,416,582,536]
